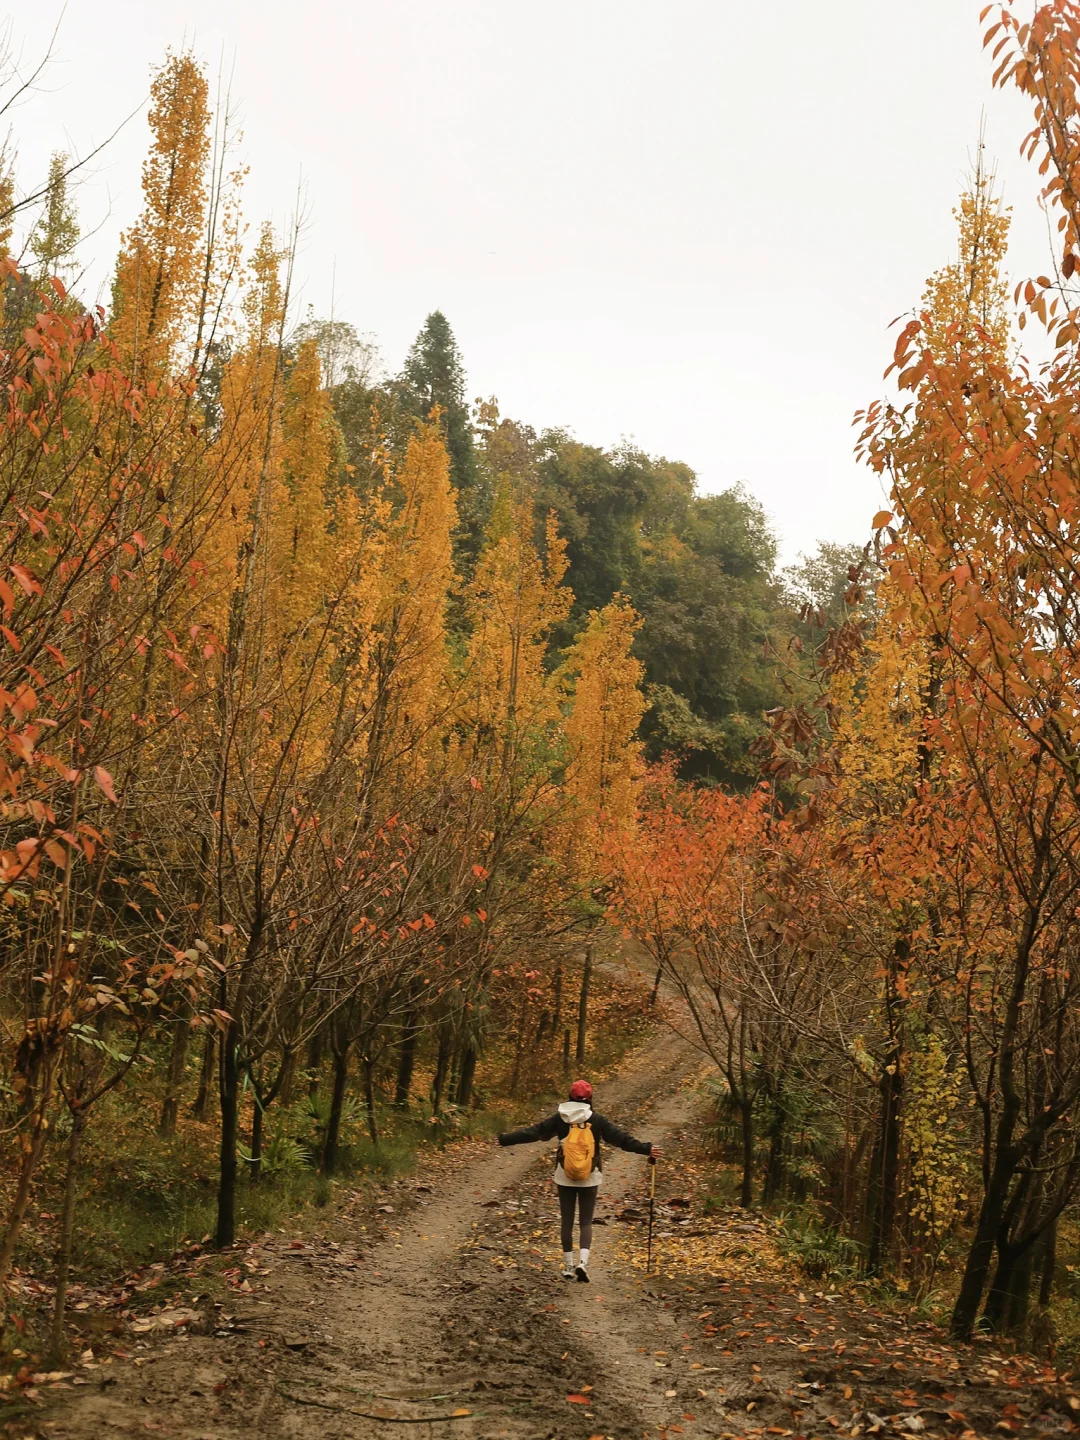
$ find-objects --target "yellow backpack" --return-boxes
[562,1121,596,1182]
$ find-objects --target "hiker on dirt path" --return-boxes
[497,1079,660,1283]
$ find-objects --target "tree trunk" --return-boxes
[215,1024,240,1248]
[576,946,593,1066]
[362,1054,378,1147]
[192,1028,216,1121]
[562,1028,571,1077]
[394,1011,419,1109]
[322,1041,349,1174]
[866,1058,903,1275]
[1039,1217,1057,1309]
[307,1026,324,1099]
[432,1023,451,1114]
[456,1046,477,1108]
[738,1097,754,1209]
[279,1045,298,1108]
[552,967,563,1033]
[249,1087,265,1184]
[950,1169,1012,1339]
[0,1127,48,1290]
[158,1007,193,1137]
[534,1011,549,1046]
[49,1108,86,1360]
[1006,1244,1036,1336]
[650,964,663,1007]
[510,998,529,1098]
[983,1239,1018,1333]
[762,1099,786,1206]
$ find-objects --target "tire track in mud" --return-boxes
[43,1025,706,1440]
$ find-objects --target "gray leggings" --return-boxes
[557,1184,597,1251]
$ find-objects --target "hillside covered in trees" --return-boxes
[300,305,854,785]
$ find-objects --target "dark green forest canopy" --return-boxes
[321,310,859,784]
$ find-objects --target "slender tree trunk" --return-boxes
[534,1011,549,1047]
[0,1124,49,1290]
[362,1055,379,1146]
[50,1108,86,1359]
[1006,1244,1036,1336]
[1039,1218,1057,1309]
[951,1169,1012,1339]
[192,1029,216,1121]
[249,1088,265,1184]
[576,946,593,1067]
[215,1024,241,1248]
[562,1029,571,1077]
[394,1011,419,1109]
[510,997,529,1098]
[552,967,563,1034]
[159,1006,193,1136]
[650,964,663,1007]
[279,1046,298,1108]
[307,1027,324,1099]
[432,1023,451,1114]
[738,1097,754,1209]
[866,1058,903,1275]
[983,1238,1018,1333]
[322,1041,350,1174]
[456,1046,477,1108]
[762,1100,786,1207]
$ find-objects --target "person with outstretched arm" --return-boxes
[497,1078,661,1282]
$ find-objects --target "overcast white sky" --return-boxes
[3,2,1051,563]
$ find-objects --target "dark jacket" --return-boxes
[498,1110,651,1178]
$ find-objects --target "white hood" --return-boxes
[558,1101,593,1125]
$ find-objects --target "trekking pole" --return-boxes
[646,1155,657,1275]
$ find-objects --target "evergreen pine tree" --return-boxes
[399,311,483,555]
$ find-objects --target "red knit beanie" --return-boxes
[568,1079,593,1101]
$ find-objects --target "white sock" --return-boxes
[579,1247,590,1266]
[563,1251,574,1268]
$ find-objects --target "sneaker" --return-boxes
[575,1262,590,1283]
[560,1262,576,1281]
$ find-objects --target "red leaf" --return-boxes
[566,1394,592,1404]
[9,564,39,596]
[94,765,119,804]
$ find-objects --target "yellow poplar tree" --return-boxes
[921,152,1011,360]
[564,596,646,852]
[359,424,458,797]
[111,52,211,374]
[271,338,339,665]
[462,483,571,756]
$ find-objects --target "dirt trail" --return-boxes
[38,1024,1080,1440]
[43,1027,704,1439]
